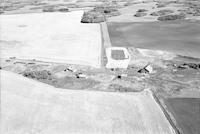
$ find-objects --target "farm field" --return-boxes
[0,11,102,68]
[1,0,200,134]
[1,70,175,134]
[107,20,200,58]
[164,98,200,134]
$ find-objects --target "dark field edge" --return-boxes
[175,55,200,62]
[107,19,200,25]
[152,93,182,134]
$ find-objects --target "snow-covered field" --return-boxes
[1,70,175,134]
[0,11,102,68]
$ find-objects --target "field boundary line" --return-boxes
[100,22,112,48]
[153,93,182,134]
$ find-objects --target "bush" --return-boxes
[58,8,69,12]
[23,70,52,80]
[104,9,111,14]
[42,7,55,12]
[81,11,106,23]
[134,12,147,17]
[81,12,92,23]
[137,9,148,12]
[150,9,174,16]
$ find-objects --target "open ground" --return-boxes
[1,0,200,134]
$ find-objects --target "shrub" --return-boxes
[23,70,52,80]
[150,9,174,16]
[137,9,148,12]
[81,11,106,23]
[58,8,69,12]
[42,7,55,12]
[134,12,147,17]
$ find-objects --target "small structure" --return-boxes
[106,47,130,69]
[138,64,153,74]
